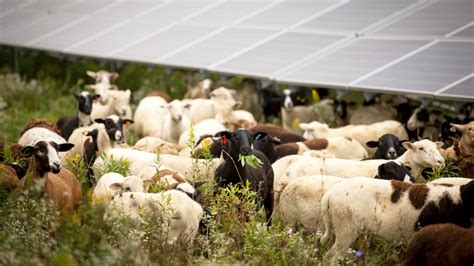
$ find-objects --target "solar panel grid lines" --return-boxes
[107,1,221,58]
[0,0,36,18]
[436,73,474,95]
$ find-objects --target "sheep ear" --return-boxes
[402,141,414,150]
[21,146,36,156]
[86,71,97,78]
[193,181,206,189]
[84,84,96,90]
[233,101,242,109]
[450,123,466,132]
[85,129,99,138]
[94,118,105,124]
[366,141,379,148]
[435,141,444,149]
[125,89,131,97]
[110,72,119,80]
[254,132,268,141]
[58,143,75,152]
[123,119,134,126]
[109,183,123,195]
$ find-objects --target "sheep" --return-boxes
[347,99,397,125]
[277,162,415,233]
[93,148,219,182]
[56,91,100,140]
[65,123,112,162]
[453,139,474,178]
[0,163,20,191]
[274,139,445,197]
[85,83,116,105]
[249,124,305,143]
[86,70,119,85]
[404,223,474,266]
[182,88,238,124]
[106,189,203,246]
[230,78,264,122]
[134,98,190,143]
[0,140,28,165]
[274,162,415,233]
[441,121,474,159]
[320,178,474,263]
[134,136,181,155]
[19,141,81,212]
[406,107,448,141]
[300,120,409,157]
[91,89,133,121]
[214,99,257,131]
[178,119,226,157]
[19,127,66,147]
[214,129,274,222]
[92,172,144,205]
[366,133,407,159]
[94,115,133,145]
[281,95,339,134]
[184,78,213,99]
[144,91,173,102]
[20,118,61,136]
[275,137,367,160]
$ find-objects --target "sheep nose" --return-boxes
[388,151,396,158]
[242,147,251,154]
[437,159,445,166]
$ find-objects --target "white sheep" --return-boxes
[93,148,219,182]
[320,178,474,263]
[106,190,203,246]
[134,136,182,155]
[300,120,409,157]
[134,98,190,143]
[92,172,144,205]
[274,139,445,200]
[182,87,237,124]
[214,100,257,130]
[63,123,111,163]
[85,83,117,105]
[91,89,132,120]
[178,119,226,157]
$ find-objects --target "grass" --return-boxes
[0,50,462,265]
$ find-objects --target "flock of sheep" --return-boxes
[1,69,474,264]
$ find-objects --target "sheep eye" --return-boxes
[124,187,131,192]
[418,147,424,151]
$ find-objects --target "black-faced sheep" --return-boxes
[214,129,274,222]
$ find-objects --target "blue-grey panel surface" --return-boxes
[280,39,428,85]
[373,1,474,37]
[356,41,474,93]
[451,25,474,38]
[438,76,473,98]
[213,32,345,76]
[297,0,415,33]
[238,1,339,29]
[161,27,279,68]
[114,24,220,62]
[186,2,271,26]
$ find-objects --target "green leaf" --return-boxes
[238,154,263,169]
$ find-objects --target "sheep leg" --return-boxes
[327,209,358,265]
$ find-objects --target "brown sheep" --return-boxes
[274,138,328,158]
[19,141,82,212]
[0,163,20,191]
[454,139,474,178]
[21,119,61,135]
[249,124,305,144]
[441,121,474,159]
[405,223,474,266]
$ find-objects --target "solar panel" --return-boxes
[113,24,220,62]
[32,16,121,51]
[0,13,79,46]
[297,0,415,34]
[185,2,272,26]
[0,0,472,102]
[160,27,279,69]
[355,41,474,95]
[373,1,474,38]
[238,2,340,30]
[438,76,474,100]
[451,25,474,38]
[279,39,429,85]
[212,32,345,77]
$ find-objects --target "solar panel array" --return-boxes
[1,0,473,101]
